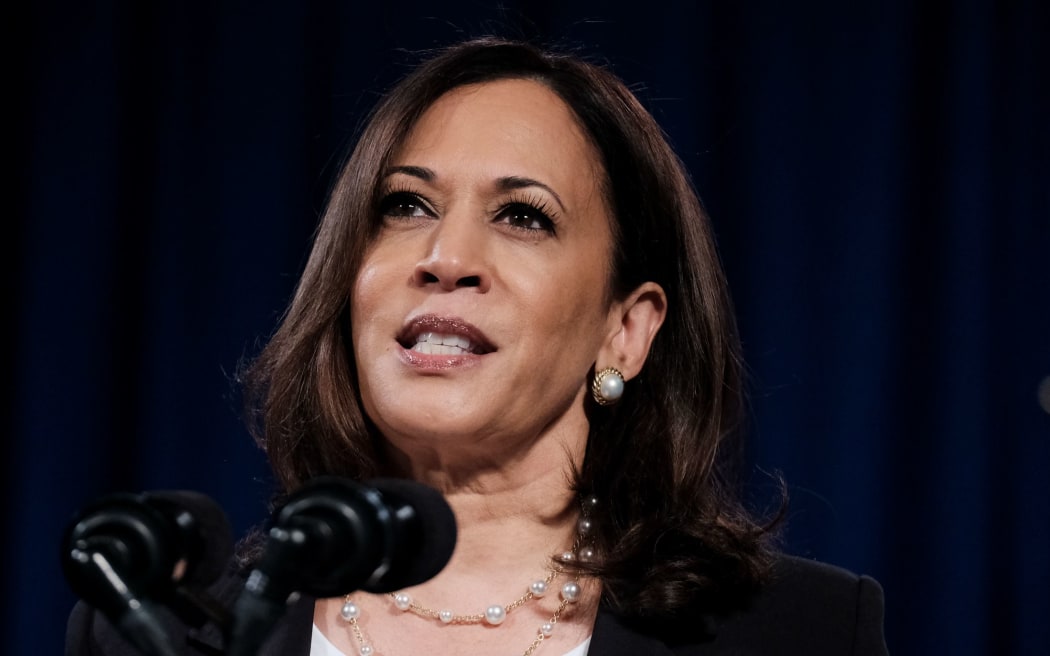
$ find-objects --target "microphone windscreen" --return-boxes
[142,490,233,586]
[365,478,457,592]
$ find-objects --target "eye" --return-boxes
[377,191,434,219]
[495,201,556,234]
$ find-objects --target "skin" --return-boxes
[315,78,666,656]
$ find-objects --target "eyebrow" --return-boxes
[382,166,567,213]
[384,165,434,181]
[496,176,566,213]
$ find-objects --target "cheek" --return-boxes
[349,272,370,342]
[348,262,393,417]
[351,262,379,310]
[349,259,391,352]
[522,260,613,349]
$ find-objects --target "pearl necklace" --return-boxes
[387,567,562,625]
[337,500,597,656]
[340,572,581,656]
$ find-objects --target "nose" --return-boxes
[412,213,491,292]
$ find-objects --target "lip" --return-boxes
[395,314,496,369]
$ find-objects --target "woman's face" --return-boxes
[350,78,619,466]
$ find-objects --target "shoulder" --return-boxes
[592,554,888,656]
[708,554,887,655]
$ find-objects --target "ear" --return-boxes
[598,282,667,380]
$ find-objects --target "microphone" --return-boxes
[228,477,456,656]
[61,490,233,656]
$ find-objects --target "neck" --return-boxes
[358,414,595,640]
[376,420,587,575]
[406,471,581,602]
[313,452,599,656]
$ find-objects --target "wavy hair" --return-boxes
[242,37,777,618]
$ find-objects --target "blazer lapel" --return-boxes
[257,594,315,656]
[183,572,314,656]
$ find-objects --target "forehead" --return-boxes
[390,79,604,193]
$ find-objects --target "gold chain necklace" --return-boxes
[339,575,580,656]
[387,567,560,625]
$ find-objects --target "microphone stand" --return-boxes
[67,547,180,656]
[225,525,317,656]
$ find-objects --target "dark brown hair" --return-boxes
[243,37,776,619]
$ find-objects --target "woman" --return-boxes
[68,38,887,655]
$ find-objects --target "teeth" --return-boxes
[413,343,467,355]
[411,332,474,355]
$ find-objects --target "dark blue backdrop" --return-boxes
[13,2,1049,655]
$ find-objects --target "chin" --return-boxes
[371,403,495,444]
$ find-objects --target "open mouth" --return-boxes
[397,315,496,356]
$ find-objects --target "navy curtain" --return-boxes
[14,2,1048,654]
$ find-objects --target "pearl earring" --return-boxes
[591,367,625,405]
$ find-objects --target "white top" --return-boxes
[311,623,591,656]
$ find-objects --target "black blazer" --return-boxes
[67,555,887,655]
